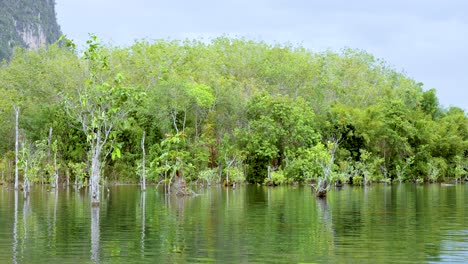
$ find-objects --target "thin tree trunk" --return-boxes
[195,111,199,138]
[90,135,101,205]
[48,127,53,187]
[23,159,29,196]
[14,106,19,190]
[171,110,179,133]
[141,131,146,191]
[54,151,58,188]
[91,151,100,205]
[182,110,187,133]
[66,169,70,187]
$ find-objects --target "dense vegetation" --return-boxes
[0,0,61,60]
[0,37,467,192]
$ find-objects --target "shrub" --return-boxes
[225,166,245,184]
[264,170,287,186]
[198,168,219,186]
[352,175,364,185]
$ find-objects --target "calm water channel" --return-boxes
[0,184,467,263]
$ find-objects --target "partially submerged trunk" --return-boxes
[90,138,102,205]
[49,127,59,189]
[314,135,341,198]
[175,171,193,196]
[48,127,53,187]
[141,131,146,192]
[54,151,58,188]
[315,179,330,198]
[14,107,19,190]
[23,159,30,196]
[90,155,100,205]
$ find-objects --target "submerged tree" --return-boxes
[312,136,341,198]
[63,36,141,205]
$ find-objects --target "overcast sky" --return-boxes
[56,0,467,111]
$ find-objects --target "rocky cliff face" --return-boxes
[0,0,62,61]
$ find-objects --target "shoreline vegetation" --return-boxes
[0,36,466,200]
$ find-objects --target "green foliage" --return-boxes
[68,161,88,187]
[353,175,364,186]
[395,156,414,183]
[427,157,448,183]
[152,132,194,183]
[225,166,245,184]
[197,168,219,186]
[239,93,319,183]
[264,169,287,186]
[452,155,467,180]
[0,36,466,188]
[420,88,440,119]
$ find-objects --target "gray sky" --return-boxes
[56,0,468,111]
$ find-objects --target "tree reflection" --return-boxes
[12,190,18,264]
[22,193,31,257]
[140,191,146,257]
[316,197,336,245]
[91,205,100,263]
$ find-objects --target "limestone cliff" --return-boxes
[0,0,62,61]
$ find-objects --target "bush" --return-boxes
[284,154,322,182]
[264,170,287,186]
[352,175,364,185]
[198,168,219,186]
[428,157,447,182]
[335,172,349,185]
[225,166,245,185]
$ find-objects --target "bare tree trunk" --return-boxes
[182,110,187,132]
[23,159,29,197]
[90,136,101,205]
[171,110,179,134]
[224,154,236,186]
[141,131,146,191]
[91,153,100,205]
[54,151,58,188]
[315,135,341,198]
[48,127,53,187]
[14,106,19,190]
[66,169,70,187]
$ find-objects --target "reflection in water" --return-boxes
[12,190,18,264]
[140,191,146,257]
[22,194,30,257]
[316,197,336,247]
[431,230,468,263]
[53,190,58,228]
[1,184,468,263]
[91,206,100,263]
[173,196,187,257]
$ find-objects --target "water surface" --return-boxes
[0,184,466,263]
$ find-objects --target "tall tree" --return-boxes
[63,36,141,205]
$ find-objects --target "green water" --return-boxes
[0,184,467,263]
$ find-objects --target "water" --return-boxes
[0,184,467,263]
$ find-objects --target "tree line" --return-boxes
[0,36,466,200]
